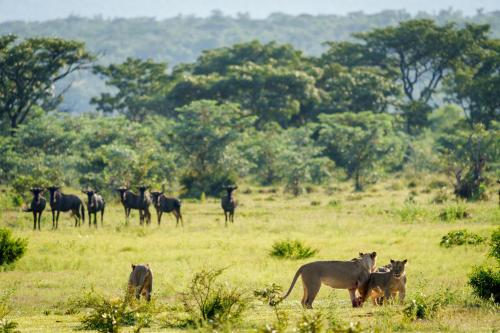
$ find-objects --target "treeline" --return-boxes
[1,9,499,113]
[0,19,498,198]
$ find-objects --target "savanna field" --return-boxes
[0,176,498,332]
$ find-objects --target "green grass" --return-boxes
[0,180,499,332]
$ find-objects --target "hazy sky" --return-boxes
[0,0,499,22]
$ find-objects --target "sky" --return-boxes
[0,0,499,22]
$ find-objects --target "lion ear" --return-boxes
[371,252,377,258]
[403,259,407,264]
[390,259,395,264]
[131,264,136,270]
[359,252,364,257]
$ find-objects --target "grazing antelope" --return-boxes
[47,186,85,229]
[221,185,237,226]
[150,191,183,227]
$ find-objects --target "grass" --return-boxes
[0,179,499,332]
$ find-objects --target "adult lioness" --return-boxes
[128,264,153,301]
[361,259,407,305]
[282,252,377,308]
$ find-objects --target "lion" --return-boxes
[128,264,153,301]
[361,259,407,305]
[281,252,377,308]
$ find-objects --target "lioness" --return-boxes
[361,259,407,305]
[128,264,153,301]
[282,252,377,308]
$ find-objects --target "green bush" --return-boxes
[0,290,20,333]
[440,230,485,248]
[295,312,324,333]
[439,204,469,222]
[78,290,154,333]
[403,292,442,320]
[270,240,318,260]
[490,227,500,261]
[181,268,248,327]
[468,265,500,304]
[0,228,28,267]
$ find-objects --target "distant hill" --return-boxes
[1,10,499,112]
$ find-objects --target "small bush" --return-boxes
[254,284,287,330]
[439,204,470,222]
[403,292,442,320]
[468,265,500,304]
[310,200,321,206]
[78,290,154,333]
[490,227,500,261]
[270,240,318,260]
[328,200,340,207]
[407,181,417,188]
[181,268,248,327]
[440,230,485,248]
[295,312,324,333]
[0,228,28,267]
[396,203,426,223]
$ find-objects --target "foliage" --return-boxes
[78,290,154,333]
[269,240,318,260]
[0,290,19,333]
[438,203,470,222]
[91,58,171,121]
[254,284,288,330]
[396,203,427,223]
[295,312,324,333]
[0,228,27,267]
[172,100,254,197]
[468,265,500,304]
[180,268,248,327]
[436,123,499,200]
[318,112,405,191]
[490,227,500,261]
[0,35,94,132]
[403,292,443,320]
[440,230,484,247]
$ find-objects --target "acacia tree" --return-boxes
[445,38,500,129]
[91,57,171,121]
[171,100,255,197]
[317,112,404,191]
[0,35,94,134]
[355,20,490,133]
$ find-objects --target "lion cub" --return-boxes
[362,259,407,305]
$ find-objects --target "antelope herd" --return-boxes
[23,184,236,230]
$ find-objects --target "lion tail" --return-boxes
[282,266,303,300]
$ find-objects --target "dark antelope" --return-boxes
[221,185,238,225]
[24,187,46,230]
[82,189,105,228]
[150,191,183,227]
[47,186,85,229]
[116,186,151,225]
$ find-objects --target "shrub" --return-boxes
[181,268,248,327]
[439,204,470,222]
[396,203,426,223]
[328,200,340,207]
[0,228,28,267]
[310,200,321,206]
[403,292,442,320]
[430,188,449,204]
[78,290,154,333]
[407,181,417,188]
[270,240,318,260]
[295,312,324,333]
[0,290,19,333]
[468,265,500,304]
[254,284,287,330]
[440,230,485,248]
[490,227,500,261]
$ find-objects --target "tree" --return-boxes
[171,100,255,197]
[317,112,404,191]
[355,20,490,133]
[91,58,171,121]
[445,38,500,129]
[436,122,499,200]
[0,35,94,134]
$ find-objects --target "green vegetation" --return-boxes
[270,240,318,260]
[0,228,27,267]
[468,266,500,304]
[440,230,485,247]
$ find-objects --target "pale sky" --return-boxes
[0,0,499,22]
